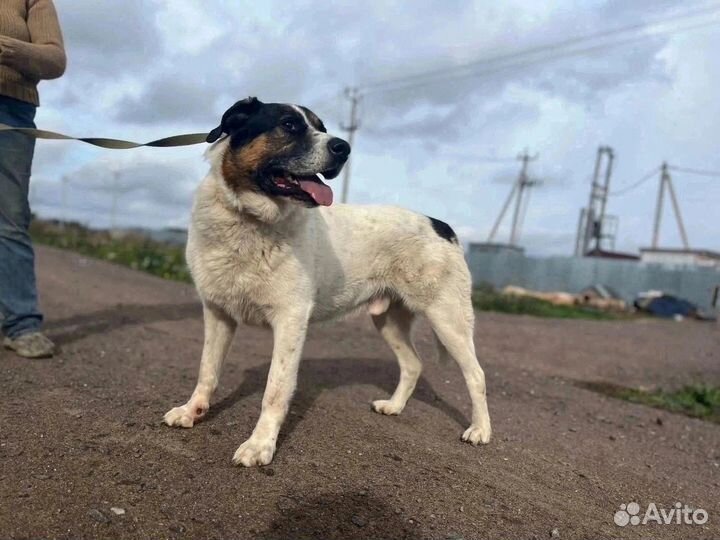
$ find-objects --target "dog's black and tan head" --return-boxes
[208,97,350,207]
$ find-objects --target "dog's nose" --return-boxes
[327,137,351,158]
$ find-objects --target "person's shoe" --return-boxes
[3,332,55,358]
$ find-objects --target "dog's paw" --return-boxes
[232,438,275,467]
[461,424,492,445]
[163,402,208,428]
[371,399,404,416]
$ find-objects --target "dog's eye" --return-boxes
[282,118,304,133]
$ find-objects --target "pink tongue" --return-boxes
[299,179,333,206]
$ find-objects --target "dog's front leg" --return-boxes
[232,307,310,467]
[164,302,237,428]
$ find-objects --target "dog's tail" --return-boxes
[433,329,452,365]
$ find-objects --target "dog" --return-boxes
[163,97,491,467]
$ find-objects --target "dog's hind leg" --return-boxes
[371,302,422,416]
[425,296,491,445]
[164,302,237,428]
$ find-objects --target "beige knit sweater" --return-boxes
[0,0,66,106]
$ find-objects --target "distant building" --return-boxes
[469,242,525,255]
[584,247,639,261]
[639,248,720,269]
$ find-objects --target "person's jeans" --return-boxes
[0,95,42,339]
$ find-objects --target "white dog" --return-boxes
[163,97,491,467]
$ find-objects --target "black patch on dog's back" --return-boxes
[427,216,458,244]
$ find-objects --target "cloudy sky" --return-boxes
[30,0,720,255]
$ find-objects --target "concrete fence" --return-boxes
[466,244,720,310]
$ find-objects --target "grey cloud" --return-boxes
[55,0,161,73]
[114,76,220,126]
[31,1,720,255]
[32,143,72,172]
[63,156,200,210]
[363,95,541,144]
[54,0,676,143]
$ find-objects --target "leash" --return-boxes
[0,123,208,149]
[0,124,209,235]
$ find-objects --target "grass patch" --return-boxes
[472,285,618,320]
[30,220,192,283]
[581,382,720,423]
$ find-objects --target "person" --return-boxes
[0,0,66,358]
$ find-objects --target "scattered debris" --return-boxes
[634,291,715,320]
[503,284,628,312]
[351,515,367,528]
[168,523,186,533]
[110,507,125,516]
[502,286,576,306]
[87,509,109,524]
[577,284,627,311]
[551,527,560,537]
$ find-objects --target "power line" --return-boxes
[360,17,720,96]
[361,3,720,93]
[467,157,518,164]
[608,166,659,196]
[357,4,720,96]
[668,165,720,178]
[326,5,720,205]
[602,164,719,197]
[439,151,519,164]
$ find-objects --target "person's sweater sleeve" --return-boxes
[0,0,66,81]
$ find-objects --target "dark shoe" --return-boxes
[3,332,55,358]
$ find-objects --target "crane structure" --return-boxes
[575,146,618,256]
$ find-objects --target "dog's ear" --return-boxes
[206,97,263,143]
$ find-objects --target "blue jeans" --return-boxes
[0,95,42,338]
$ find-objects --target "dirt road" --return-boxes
[1,246,719,539]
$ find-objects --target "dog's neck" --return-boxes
[205,139,307,230]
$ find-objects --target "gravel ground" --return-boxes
[1,246,719,540]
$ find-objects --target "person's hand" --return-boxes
[0,36,21,68]
[0,36,12,64]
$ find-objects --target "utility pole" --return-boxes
[652,162,689,249]
[597,147,614,248]
[509,150,539,246]
[110,170,119,234]
[665,168,689,249]
[487,149,539,246]
[651,164,666,249]
[339,86,361,204]
[487,179,519,242]
[60,175,68,230]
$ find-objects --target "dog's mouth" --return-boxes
[269,167,340,207]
